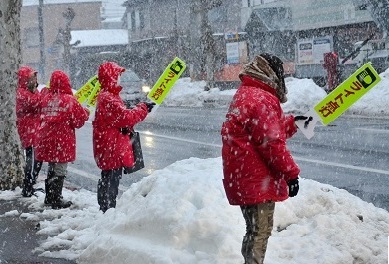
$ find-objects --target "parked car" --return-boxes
[120,69,151,106]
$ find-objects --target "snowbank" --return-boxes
[1,157,388,263]
[164,71,389,117]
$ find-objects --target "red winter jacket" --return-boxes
[16,66,41,149]
[93,62,148,170]
[221,75,300,205]
[35,70,89,162]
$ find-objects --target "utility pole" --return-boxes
[38,0,45,81]
[174,0,180,58]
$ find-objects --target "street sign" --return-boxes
[147,57,186,105]
[296,62,381,139]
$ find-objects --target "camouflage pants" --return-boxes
[48,162,68,177]
[240,202,275,264]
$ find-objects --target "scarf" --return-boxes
[239,55,287,103]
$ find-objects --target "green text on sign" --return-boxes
[86,81,101,108]
[147,57,186,105]
[314,63,381,125]
[75,75,99,104]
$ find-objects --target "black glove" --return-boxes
[294,115,313,129]
[123,99,133,109]
[287,178,299,197]
[144,102,156,113]
[120,127,130,135]
[294,115,308,121]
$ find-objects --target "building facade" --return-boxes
[243,0,383,84]
[21,0,102,83]
[122,0,242,83]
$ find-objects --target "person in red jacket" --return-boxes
[221,54,302,264]
[323,52,340,92]
[93,62,155,213]
[16,66,43,197]
[36,70,90,209]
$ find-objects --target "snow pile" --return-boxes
[163,78,207,107]
[281,77,327,114]
[1,157,388,263]
[163,78,236,108]
[164,72,389,116]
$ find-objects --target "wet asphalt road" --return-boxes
[0,199,76,264]
[68,106,389,210]
[1,106,388,263]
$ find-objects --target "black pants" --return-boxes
[22,147,43,196]
[25,147,43,183]
[97,168,122,212]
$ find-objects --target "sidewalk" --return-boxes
[0,192,76,264]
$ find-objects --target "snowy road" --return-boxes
[62,107,389,210]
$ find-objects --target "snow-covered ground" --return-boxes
[1,70,389,263]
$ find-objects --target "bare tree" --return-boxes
[200,11,217,90]
[190,0,222,89]
[0,0,25,190]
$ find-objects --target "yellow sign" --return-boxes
[147,57,186,105]
[86,81,101,108]
[74,75,99,104]
[296,63,381,139]
[314,63,381,125]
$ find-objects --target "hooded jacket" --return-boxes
[92,62,148,170]
[221,59,300,206]
[16,66,41,149]
[35,70,89,162]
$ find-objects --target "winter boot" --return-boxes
[21,178,34,197]
[97,178,108,213]
[45,177,65,203]
[31,160,43,185]
[22,172,44,198]
[51,176,72,209]
[22,157,34,197]
[44,170,55,205]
